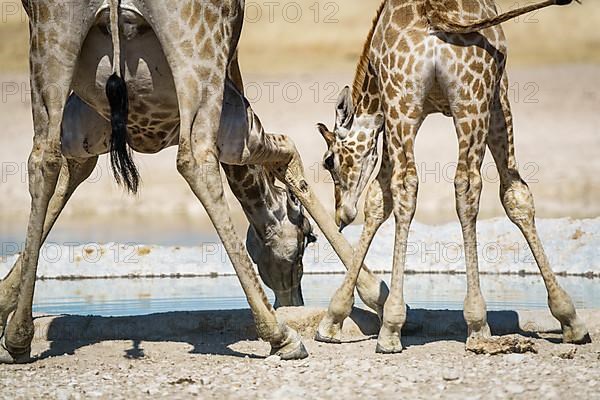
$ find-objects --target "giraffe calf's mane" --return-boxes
[352,0,386,104]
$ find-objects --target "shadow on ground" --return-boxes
[25,307,574,361]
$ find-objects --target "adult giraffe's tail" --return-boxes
[426,0,579,34]
[106,0,139,193]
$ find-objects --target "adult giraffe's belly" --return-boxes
[70,8,180,154]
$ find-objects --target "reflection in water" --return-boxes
[32,274,599,317]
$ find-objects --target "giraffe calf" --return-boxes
[316,0,590,352]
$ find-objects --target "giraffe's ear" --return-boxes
[317,123,335,146]
[335,86,354,129]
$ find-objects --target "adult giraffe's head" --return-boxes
[246,189,316,308]
[318,86,383,230]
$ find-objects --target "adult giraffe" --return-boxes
[0,0,390,363]
[316,0,591,352]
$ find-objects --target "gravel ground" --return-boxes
[0,323,598,399]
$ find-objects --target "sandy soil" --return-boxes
[0,308,598,399]
[0,339,597,399]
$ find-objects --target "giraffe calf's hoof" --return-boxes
[315,316,343,344]
[376,329,404,354]
[562,318,592,344]
[0,337,31,364]
[466,322,492,341]
[314,331,342,344]
[375,342,404,354]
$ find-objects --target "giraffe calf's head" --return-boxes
[318,87,382,230]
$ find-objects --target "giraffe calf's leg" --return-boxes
[456,170,491,344]
[488,81,590,344]
[502,179,591,344]
[376,168,417,354]
[317,149,393,342]
[376,115,423,354]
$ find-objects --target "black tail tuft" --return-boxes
[106,73,140,194]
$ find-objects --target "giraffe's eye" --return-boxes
[324,154,335,171]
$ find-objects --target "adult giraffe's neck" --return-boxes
[222,165,287,240]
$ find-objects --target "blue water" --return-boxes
[32,274,599,317]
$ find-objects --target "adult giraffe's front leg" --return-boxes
[271,141,389,317]
[144,2,307,360]
[222,47,389,316]
[488,83,590,344]
[0,4,96,363]
[178,135,307,359]
[316,140,393,342]
[218,75,389,316]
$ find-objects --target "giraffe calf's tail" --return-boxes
[106,0,140,194]
[426,0,578,34]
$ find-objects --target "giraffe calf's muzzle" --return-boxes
[335,202,358,231]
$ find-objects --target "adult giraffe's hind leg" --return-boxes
[0,157,97,346]
[144,1,306,360]
[488,83,590,344]
[1,6,95,363]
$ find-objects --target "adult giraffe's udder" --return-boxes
[69,9,181,155]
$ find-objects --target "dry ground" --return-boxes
[0,338,598,399]
[0,307,598,399]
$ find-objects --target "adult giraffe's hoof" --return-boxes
[271,341,308,360]
[0,337,30,364]
[270,331,309,360]
[315,315,343,344]
[563,318,592,344]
